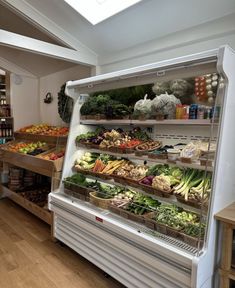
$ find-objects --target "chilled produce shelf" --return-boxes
[71,168,207,215]
[80,119,213,126]
[52,191,199,254]
[79,147,214,172]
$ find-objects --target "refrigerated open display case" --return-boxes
[49,45,235,288]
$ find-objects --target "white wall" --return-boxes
[10,74,40,130]
[39,65,91,126]
[99,13,235,73]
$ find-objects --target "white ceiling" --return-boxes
[1,0,235,76]
[23,0,235,56]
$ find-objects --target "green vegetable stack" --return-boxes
[80,94,132,119]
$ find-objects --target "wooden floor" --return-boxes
[0,198,125,288]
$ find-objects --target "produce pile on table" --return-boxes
[37,149,65,161]
[2,141,48,155]
[63,173,206,240]
[17,124,69,136]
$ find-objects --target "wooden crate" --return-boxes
[1,185,52,225]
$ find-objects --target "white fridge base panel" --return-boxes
[50,194,193,288]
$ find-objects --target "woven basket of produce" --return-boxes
[138,182,155,194]
[109,200,129,216]
[119,209,146,224]
[174,194,202,209]
[89,192,113,209]
[112,175,127,185]
[165,226,183,239]
[155,222,167,234]
[144,212,157,230]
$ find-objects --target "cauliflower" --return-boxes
[134,94,152,117]
[151,93,181,119]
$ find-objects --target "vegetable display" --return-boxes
[174,169,212,202]
[80,94,132,118]
[63,173,206,241]
[124,194,160,215]
[74,152,211,205]
[154,204,201,234]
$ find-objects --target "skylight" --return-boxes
[64,0,141,25]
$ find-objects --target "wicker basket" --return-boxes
[89,192,113,209]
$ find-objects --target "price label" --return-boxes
[157,70,165,77]
[95,216,103,223]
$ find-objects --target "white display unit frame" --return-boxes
[49,45,235,288]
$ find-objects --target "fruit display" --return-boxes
[17,124,69,136]
[2,141,48,155]
[38,149,65,161]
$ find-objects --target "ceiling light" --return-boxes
[64,0,141,25]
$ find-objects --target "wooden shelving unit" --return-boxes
[0,132,67,228]
[215,202,235,288]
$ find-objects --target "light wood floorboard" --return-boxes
[0,199,125,288]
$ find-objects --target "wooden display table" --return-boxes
[0,133,67,229]
[215,202,235,288]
